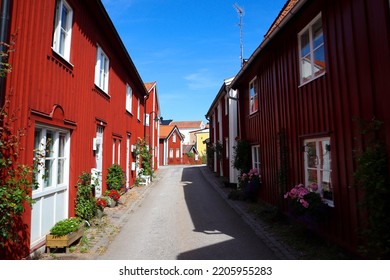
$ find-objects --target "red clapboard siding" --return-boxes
[232,0,390,253]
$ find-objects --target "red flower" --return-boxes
[96,198,107,209]
[108,189,120,201]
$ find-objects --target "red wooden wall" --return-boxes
[233,0,390,252]
[2,0,148,258]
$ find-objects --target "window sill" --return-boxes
[298,71,326,88]
[49,49,74,74]
[93,85,111,99]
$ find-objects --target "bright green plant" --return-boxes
[49,217,82,236]
[0,41,13,77]
[75,172,96,222]
[106,164,126,191]
[134,137,153,177]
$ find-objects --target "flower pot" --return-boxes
[96,208,104,219]
[46,225,84,253]
[106,197,117,208]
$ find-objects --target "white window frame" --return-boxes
[176,148,180,158]
[172,133,176,143]
[112,138,121,164]
[52,0,73,61]
[126,84,133,113]
[303,137,333,207]
[251,145,260,172]
[298,13,326,85]
[169,148,173,158]
[95,45,110,93]
[249,77,258,114]
[137,98,141,120]
[33,125,70,196]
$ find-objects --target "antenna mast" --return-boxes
[233,3,244,67]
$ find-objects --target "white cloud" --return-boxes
[184,69,220,91]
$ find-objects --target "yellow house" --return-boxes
[189,128,209,158]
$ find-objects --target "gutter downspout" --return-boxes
[0,0,11,108]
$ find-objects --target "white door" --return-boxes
[95,125,104,192]
[30,125,70,248]
[126,134,131,189]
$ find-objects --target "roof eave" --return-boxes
[230,0,308,89]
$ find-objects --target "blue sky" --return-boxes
[101,0,287,123]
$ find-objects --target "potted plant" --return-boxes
[105,189,120,207]
[106,164,126,191]
[239,168,261,202]
[284,183,329,228]
[96,197,107,218]
[46,217,84,253]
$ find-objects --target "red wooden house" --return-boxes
[0,0,149,258]
[229,0,390,255]
[144,81,161,171]
[159,125,184,165]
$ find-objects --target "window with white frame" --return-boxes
[303,137,333,206]
[112,138,121,164]
[95,45,109,92]
[249,77,258,114]
[126,84,132,113]
[298,13,326,85]
[33,125,70,191]
[169,148,173,158]
[52,0,73,61]
[251,145,261,173]
[172,133,176,143]
[137,97,140,120]
[176,148,180,158]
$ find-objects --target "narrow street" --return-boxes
[98,165,278,260]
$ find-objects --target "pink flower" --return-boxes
[310,183,318,192]
[300,199,309,208]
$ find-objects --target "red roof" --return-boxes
[264,0,300,38]
[170,121,204,129]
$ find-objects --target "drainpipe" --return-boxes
[0,0,12,108]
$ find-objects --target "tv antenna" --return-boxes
[233,3,244,66]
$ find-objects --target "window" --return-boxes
[169,148,173,158]
[303,137,333,206]
[112,138,121,164]
[176,148,180,158]
[34,125,70,191]
[52,0,73,61]
[95,46,109,92]
[249,77,258,114]
[172,133,176,143]
[137,97,140,120]
[251,145,261,172]
[298,13,326,84]
[126,84,132,113]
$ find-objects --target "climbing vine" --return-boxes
[0,39,36,248]
[354,118,390,259]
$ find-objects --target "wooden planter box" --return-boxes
[46,225,84,253]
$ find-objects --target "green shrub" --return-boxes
[75,172,96,221]
[106,164,125,191]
